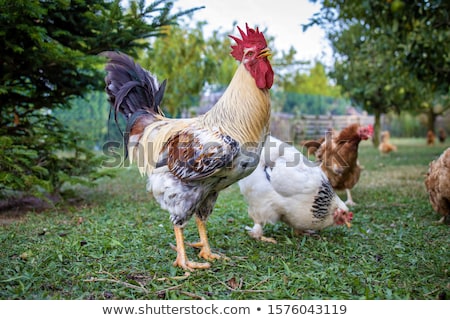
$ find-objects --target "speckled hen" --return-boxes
[239,136,353,243]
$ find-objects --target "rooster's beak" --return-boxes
[345,221,352,228]
[258,48,271,58]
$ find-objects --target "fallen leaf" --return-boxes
[227,276,241,290]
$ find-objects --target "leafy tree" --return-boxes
[140,22,239,116]
[141,22,210,115]
[0,0,199,198]
[297,61,341,97]
[204,27,240,89]
[55,22,241,153]
[330,22,423,145]
[53,91,120,150]
[308,0,450,145]
[278,92,348,115]
[275,49,346,116]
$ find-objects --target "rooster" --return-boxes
[103,24,273,270]
[425,147,450,224]
[238,136,353,243]
[315,123,373,206]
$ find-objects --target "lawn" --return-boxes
[0,138,449,300]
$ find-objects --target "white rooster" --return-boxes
[238,136,353,243]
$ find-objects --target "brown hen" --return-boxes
[425,147,450,224]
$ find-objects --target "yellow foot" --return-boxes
[199,249,223,261]
[186,241,203,248]
[187,217,229,262]
[173,258,211,271]
[187,241,224,261]
[170,243,211,271]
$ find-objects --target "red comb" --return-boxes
[229,23,268,62]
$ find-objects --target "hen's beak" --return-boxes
[345,221,352,228]
[258,48,271,58]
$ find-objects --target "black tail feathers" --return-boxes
[102,51,166,128]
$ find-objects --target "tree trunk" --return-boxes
[427,108,436,133]
[372,109,381,147]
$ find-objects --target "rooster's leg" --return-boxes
[172,226,210,270]
[345,189,356,206]
[187,216,222,261]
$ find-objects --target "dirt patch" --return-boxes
[0,194,61,225]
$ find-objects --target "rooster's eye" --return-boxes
[245,51,254,57]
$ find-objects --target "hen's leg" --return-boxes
[188,216,222,261]
[245,224,277,243]
[172,226,210,270]
[345,188,356,206]
[436,215,450,224]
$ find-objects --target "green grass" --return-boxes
[1,138,449,300]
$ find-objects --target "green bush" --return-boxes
[0,0,197,199]
[0,112,112,199]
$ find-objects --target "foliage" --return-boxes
[299,62,341,97]
[53,91,123,150]
[275,92,349,115]
[308,0,450,145]
[52,23,238,148]
[0,113,112,198]
[204,26,240,89]
[140,22,238,116]
[0,139,449,299]
[275,58,347,115]
[142,22,210,115]
[383,111,426,138]
[0,0,199,197]
[279,59,341,98]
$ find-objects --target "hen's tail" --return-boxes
[102,51,166,146]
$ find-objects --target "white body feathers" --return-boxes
[238,136,348,239]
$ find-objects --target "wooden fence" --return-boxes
[270,113,375,142]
